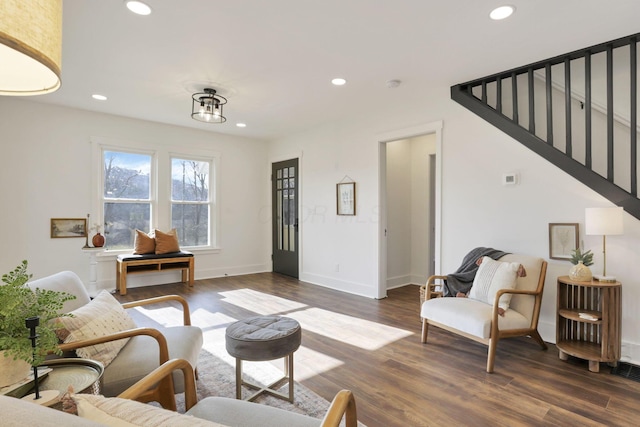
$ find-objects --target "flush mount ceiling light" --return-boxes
[0,0,63,96]
[125,0,152,15]
[490,5,515,20]
[191,88,227,123]
[331,78,347,86]
[92,94,107,101]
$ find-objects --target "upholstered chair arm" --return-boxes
[121,295,192,326]
[57,327,170,365]
[495,288,541,298]
[118,358,196,411]
[490,288,544,326]
[320,389,358,427]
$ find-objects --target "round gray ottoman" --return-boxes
[225,316,301,402]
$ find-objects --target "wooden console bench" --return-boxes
[116,251,194,295]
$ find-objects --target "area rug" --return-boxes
[176,348,330,419]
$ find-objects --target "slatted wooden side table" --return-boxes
[556,276,621,372]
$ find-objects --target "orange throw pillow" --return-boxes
[155,229,180,254]
[133,229,155,254]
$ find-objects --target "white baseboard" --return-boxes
[386,274,427,290]
[300,272,377,298]
[94,263,270,294]
[386,275,412,289]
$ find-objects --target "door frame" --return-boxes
[377,121,443,299]
[269,152,303,276]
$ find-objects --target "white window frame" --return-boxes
[91,137,220,253]
[169,152,215,248]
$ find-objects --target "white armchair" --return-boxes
[28,271,203,410]
[420,253,548,373]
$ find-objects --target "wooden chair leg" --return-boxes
[486,338,498,373]
[421,319,429,343]
[529,330,548,350]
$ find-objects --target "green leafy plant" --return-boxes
[569,248,594,266]
[0,260,75,366]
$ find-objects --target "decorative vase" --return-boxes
[92,233,105,248]
[569,261,592,282]
[0,351,31,387]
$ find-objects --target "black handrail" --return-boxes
[452,32,640,220]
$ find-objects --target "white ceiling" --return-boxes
[32,0,640,140]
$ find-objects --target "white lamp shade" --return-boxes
[0,0,62,96]
[585,207,623,236]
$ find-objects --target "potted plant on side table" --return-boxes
[0,260,75,388]
[569,248,594,281]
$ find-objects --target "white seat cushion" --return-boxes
[421,297,529,339]
[103,325,203,396]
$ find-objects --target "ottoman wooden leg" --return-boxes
[235,358,243,399]
[286,353,294,403]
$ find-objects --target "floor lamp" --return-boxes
[585,207,623,282]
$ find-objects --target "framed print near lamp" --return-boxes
[585,207,623,282]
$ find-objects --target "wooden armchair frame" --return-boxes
[421,275,447,302]
[421,260,548,373]
[57,295,194,411]
[118,358,358,427]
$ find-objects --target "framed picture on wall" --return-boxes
[337,182,356,215]
[549,223,579,260]
[51,218,87,238]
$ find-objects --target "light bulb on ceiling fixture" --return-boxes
[490,5,515,20]
[125,1,152,15]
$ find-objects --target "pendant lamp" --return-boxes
[0,0,63,96]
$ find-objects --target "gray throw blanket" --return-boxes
[442,247,509,297]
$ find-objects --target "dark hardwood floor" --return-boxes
[115,273,640,426]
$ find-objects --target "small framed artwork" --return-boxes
[51,218,87,238]
[337,182,356,215]
[549,223,579,260]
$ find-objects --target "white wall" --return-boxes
[269,86,640,365]
[0,98,271,292]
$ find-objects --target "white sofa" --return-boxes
[0,359,357,427]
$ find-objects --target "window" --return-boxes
[171,157,211,247]
[102,150,153,250]
[97,143,216,251]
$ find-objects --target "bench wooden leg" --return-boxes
[117,261,127,296]
[188,257,194,287]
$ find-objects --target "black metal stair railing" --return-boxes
[451,33,640,220]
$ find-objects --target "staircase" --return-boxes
[451,33,640,220]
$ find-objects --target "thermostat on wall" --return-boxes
[502,173,518,185]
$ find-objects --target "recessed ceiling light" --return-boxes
[92,94,107,101]
[236,123,247,128]
[125,1,152,16]
[489,5,515,20]
[331,78,347,86]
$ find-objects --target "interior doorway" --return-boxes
[377,121,442,299]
